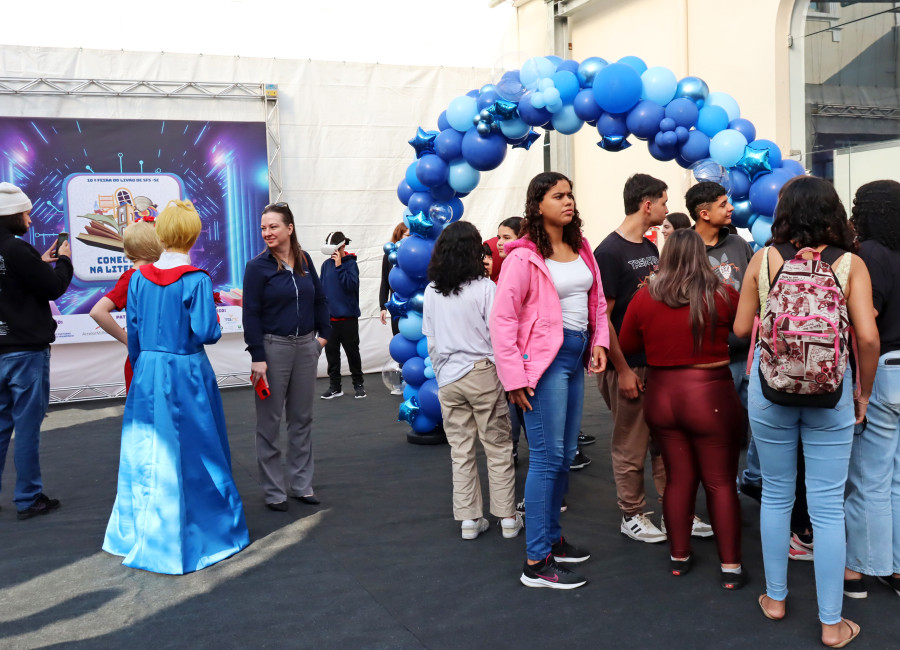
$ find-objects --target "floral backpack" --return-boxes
[747,243,857,408]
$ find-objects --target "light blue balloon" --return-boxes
[751,215,773,247]
[550,104,584,135]
[709,129,749,167]
[617,55,648,75]
[538,78,554,92]
[641,66,677,105]
[499,116,530,139]
[446,96,478,133]
[696,105,729,137]
[531,92,547,109]
[423,366,435,379]
[416,336,429,358]
[543,87,561,106]
[520,56,556,89]
[707,92,741,122]
[447,159,481,193]
[398,312,424,342]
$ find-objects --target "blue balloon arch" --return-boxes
[386,54,805,441]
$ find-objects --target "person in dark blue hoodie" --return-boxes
[320,231,365,399]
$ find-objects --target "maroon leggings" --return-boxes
[644,366,743,564]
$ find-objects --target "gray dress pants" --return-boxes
[255,333,322,504]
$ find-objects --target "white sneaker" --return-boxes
[500,512,524,539]
[461,517,490,540]
[660,514,714,538]
[621,512,667,543]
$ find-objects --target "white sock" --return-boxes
[722,565,743,574]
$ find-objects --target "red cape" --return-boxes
[139,264,208,287]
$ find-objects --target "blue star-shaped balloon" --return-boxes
[486,99,519,121]
[597,136,632,152]
[385,293,409,319]
[512,130,541,150]
[407,211,435,238]
[398,396,420,424]
[735,145,772,182]
[408,127,437,159]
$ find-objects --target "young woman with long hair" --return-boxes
[619,229,744,587]
[242,202,331,512]
[421,221,521,541]
[733,176,879,647]
[379,222,409,335]
[490,171,609,589]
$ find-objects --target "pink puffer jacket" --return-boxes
[489,236,609,391]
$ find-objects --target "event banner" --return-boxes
[0,117,269,342]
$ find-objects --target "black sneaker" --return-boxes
[577,432,596,446]
[520,555,587,589]
[354,385,366,399]
[570,450,592,471]
[17,493,61,520]
[876,575,900,597]
[721,568,747,590]
[738,478,762,503]
[515,499,525,514]
[551,536,590,564]
[321,387,343,400]
[844,578,867,599]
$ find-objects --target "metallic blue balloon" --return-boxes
[735,145,772,182]
[486,99,519,121]
[512,130,541,150]
[408,127,437,159]
[387,250,398,266]
[407,291,425,313]
[576,57,608,88]
[730,197,754,229]
[675,76,709,106]
[407,211,435,238]
[398,396,420,424]
[597,136,632,152]
[385,293,408,318]
[476,121,492,135]
[383,241,397,255]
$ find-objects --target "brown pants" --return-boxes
[438,360,516,521]
[597,366,667,516]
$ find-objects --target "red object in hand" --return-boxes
[253,376,271,400]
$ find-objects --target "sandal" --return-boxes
[758,594,785,620]
[823,619,860,648]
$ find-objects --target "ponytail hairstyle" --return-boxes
[261,202,306,276]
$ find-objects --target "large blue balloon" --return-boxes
[617,55,648,75]
[389,266,423,297]
[396,234,435,279]
[679,130,710,163]
[751,215,774,247]
[401,356,427,387]
[415,154,449,188]
[499,117,530,140]
[597,112,629,137]
[781,159,806,176]
[447,95,479,132]
[625,100,665,140]
[648,140,677,162]
[697,105,729,137]
[556,59,580,75]
[447,159,480,194]
[551,70,580,103]
[728,118,756,144]
[476,89,498,111]
[572,88,602,122]
[707,92,741,122]
[434,128,464,162]
[730,197,754,229]
[406,191,434,216]
[592,63,643,114]
[709,129,748,167]
[405,161,427,192]
[665,98,699,129]
[749,139,783,168]
[417,378,442,421]
[517,91,552,126]
[398,312,425,342]
[641,66,677,105]
[749,169,793,217]
[576,57,608,87]
[430,182,455,202]
[416,336,429,358]
[389,333,419,365]
[403,383,418,401]
[397,179,414,206]
[729,169,751,199]
[437,111,451,131]
[550,105,584,135]
[448,196,465,220]
[410,411,439,434]
[461,129,508,172]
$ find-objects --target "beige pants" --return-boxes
[597,366,667,516]
[438,360,516,521]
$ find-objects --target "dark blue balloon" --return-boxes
[389,333,419,365]
[461,129,508,172]
[781,159,806,176]
[407,291,425,313]
[437,111,451,131]
[434,128,464,162]
[749,168,793,216]
[405,161,428,192]
[675,154,694,169]
[410,411,439,434]
[407,191,434,216]
[477,89,498,111]
[430,182,456,202]
[401,356,427,387]
[679,130,710,163]
[730,197,754,228]
[573,88,602,121]
[664,97,699,129]
[674,126,689,144]
[397,179,414,206]
[517,92,552,126]
[659,117,676,132]
[597,112,629,137]
[396,234,435,279]
[417,378,442,421]
[648,140,677,161]
[466,89,479,98]
[389,265,424,297]
[592,63,643,114]
[556,59,580,75]
[448,196,464,220]
[728,118,756,144]
[729,169,751,199]
[415,154,449,188]
[625,100,665,140]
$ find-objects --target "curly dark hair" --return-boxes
[851,180,900,251]
[521,171,583,259]
[428,221,486,296]
[770,176,856,251]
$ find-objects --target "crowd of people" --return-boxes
[1,167,898,646]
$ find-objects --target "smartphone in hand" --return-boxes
[52,232,68,258]
[253,375,271,400]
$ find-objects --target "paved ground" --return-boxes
[0,375,894,649]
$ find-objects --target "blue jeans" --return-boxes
[730,358,761,485]
[522,329,587,561]
[846,351,900,576]
[749,350,854,624]
[0,348,51,510]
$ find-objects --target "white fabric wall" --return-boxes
[0,45,543,398]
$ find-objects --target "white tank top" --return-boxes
[545,256,592,332]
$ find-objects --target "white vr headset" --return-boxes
[321,232,350,257]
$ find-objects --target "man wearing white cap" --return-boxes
[0,182,72,519]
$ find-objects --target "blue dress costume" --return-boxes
[103,260,249,574]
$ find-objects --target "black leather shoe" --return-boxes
[17,493,60,520]
[296,495,320,505]
[266,501,288,512]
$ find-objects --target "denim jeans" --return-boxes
[730,358,761,485]
[749,350,854,625]
[845,350,900,576]
[0,348,51,510]
[522,329,587,561]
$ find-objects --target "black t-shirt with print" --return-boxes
[594,231,659,367]
[859,239,900,355]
